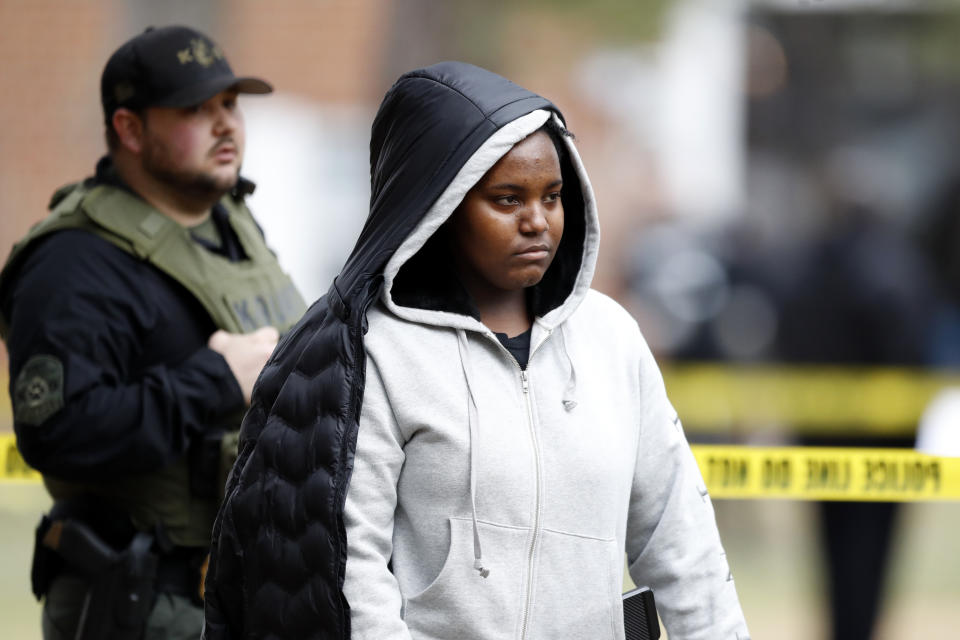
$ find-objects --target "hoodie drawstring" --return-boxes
[456,329,490,578]
[558,324,578,411]
[456,324,576,578]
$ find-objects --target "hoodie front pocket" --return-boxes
[403,517,530,640]
[525,529,622,639]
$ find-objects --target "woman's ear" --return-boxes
[111,108,145,154]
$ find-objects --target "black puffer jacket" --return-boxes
[203,62,559,639]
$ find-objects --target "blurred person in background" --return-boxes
[0,25,306,640]
[204,61,749,640]
[771,169,941,640]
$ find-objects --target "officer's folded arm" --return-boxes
[6,237,244,481]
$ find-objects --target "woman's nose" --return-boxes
[519,203,549,234]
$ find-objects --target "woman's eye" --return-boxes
[544,192,561,203]
[495,196,520,206]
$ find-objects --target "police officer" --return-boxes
[0,26,307,640]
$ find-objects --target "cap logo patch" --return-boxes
[178,38,224,68]
[13,355,64,427]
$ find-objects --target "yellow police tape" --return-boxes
[1,433,40,484]
[2,433,958,501]
[692,445,960,502]
[662,363,960,436]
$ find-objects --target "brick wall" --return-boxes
[222,0,391,104]
[0,0,115,250]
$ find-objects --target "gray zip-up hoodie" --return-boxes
[342,105,750,639]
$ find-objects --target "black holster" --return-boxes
[31,514,158,640]
[31,515,63,601]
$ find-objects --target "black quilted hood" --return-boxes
[203,62,560,640]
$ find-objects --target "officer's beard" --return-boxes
[141,138,238,207]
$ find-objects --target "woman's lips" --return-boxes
[515,245,550,260]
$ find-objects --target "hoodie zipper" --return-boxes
[483,329,551,639]
[518,368,542,640]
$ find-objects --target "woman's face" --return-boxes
[449,130,564,302]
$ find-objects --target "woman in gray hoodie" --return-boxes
[204,62,749,640]
[341,68,750,639]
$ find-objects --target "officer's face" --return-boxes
[139,89,245,197]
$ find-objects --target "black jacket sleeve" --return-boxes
[4,230,244,480]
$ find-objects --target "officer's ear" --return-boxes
[111,108,145,154]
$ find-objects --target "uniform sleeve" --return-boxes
[624,338,750,640]
[342,354,414,640]
[4,232,244,480]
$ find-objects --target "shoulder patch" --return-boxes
[13,355,65,426]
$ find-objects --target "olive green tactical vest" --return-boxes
[1,182,308,546]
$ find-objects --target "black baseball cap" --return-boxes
[101,25,272,124]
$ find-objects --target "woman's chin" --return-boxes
[514,271,548,290]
